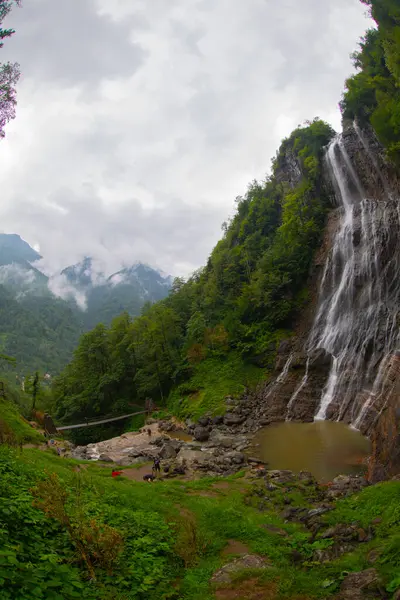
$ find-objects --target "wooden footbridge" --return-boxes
[41,399,157,435]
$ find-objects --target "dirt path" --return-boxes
[120,464,154,481]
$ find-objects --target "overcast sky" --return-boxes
[0,0,371,277]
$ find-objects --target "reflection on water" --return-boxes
[248,421,371,482]
[167,430,193,442]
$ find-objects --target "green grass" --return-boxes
[1,446,400,600]
[0,397,43,444]
[168,352,266,419]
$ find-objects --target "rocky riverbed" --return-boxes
[69,396,374,480]
[70,413,262,477]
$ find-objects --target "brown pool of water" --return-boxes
[167,430,193,442]
[248,421,371,482]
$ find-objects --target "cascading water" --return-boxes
[262,352,294,403]
[286,357,310,420]
[305,132,400,427]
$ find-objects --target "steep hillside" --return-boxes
[0,283,84,374]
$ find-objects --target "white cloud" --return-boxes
[47,274,88,310]
[0,0,371,276]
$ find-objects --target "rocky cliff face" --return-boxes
[245,123,400,480]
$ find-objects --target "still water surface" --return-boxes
[167,430,193,442]
[248,421,371,482]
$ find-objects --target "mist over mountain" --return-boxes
[0,233,173,373]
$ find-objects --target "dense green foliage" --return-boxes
[53,120,334,434]
[341,0,400,161]
[0,283,84,375]
[0,446,399,599]
[0,377,44,444]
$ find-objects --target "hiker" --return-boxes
[112,470,123,478]
[147,428,152,437]
[143,473,155,483]
[152,457,161,476]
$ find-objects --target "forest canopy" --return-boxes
[340,0,400,162]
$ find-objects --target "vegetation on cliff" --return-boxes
[341,0,400,162]
[53,119,335,435]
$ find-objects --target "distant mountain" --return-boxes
[0,234,48,297]
[0,283,84,374]
[61,257,104,290]
[86,263,173,329]
[0,234,173,373]
[60,257,173,328]
[0,233,41,266]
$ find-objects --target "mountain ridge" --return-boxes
[0,233,173,373]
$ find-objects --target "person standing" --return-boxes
[152,457,161,476]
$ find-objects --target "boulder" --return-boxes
[210,554,271,585]
[208,430,236,448]
[193,426,210,442]
[98,453,114,462]
[327,474,368,499]
[225,451,245,464]
[223,413,246,426]
[71,446,87,458]
[126,448,144,458]
[212,415,224,425]
[159,443,179,459]
[176,448,210,466]
[197,416,210,427]
[335,568,383,600]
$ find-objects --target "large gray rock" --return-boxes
[223,413,246,426]
[208,430,236,448]
[126,448,144,458]
[159,443,179,459]
[336,568,382,600]
[98,453,114,462]
[193,426,209,442]
[225,451,246,464]
[210,554,271,585]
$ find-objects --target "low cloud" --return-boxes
[47,274,88,311]
[0,0,371,276]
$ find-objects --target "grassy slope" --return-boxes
[0,396,43,444]
[167,351,266,420]
[1,446,399,599]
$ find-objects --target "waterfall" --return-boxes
[305,132,400,427]
[277,353,294,382]
[286,357,310,420]
[263,353,294,402]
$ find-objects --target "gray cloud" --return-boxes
[0,0,371,277]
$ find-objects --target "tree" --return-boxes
[0,0,21,138]
[31,371,39,411]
